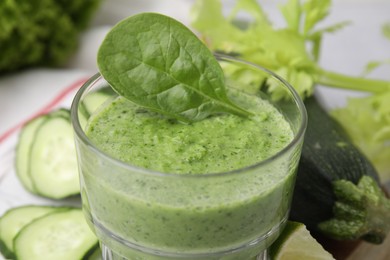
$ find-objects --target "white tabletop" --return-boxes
[1,0,389,135]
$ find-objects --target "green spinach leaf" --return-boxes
[97,12,251,122]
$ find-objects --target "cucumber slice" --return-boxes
[15,116,48,192]
[14,208,98,260]
[29,111,79,199]
[15,109,77,198]
[81,88,114,118]
[78,89,114,132]
[0,206,65,258]
[51,108,72,120]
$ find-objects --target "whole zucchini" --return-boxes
[289,95,390,244]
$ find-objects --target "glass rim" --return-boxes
[70,54,307,178]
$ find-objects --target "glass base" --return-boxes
[92,213,286,260]
[101,243,269,260]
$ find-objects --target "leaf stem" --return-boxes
[317,68,390,94]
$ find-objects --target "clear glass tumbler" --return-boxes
[71,55,307,260]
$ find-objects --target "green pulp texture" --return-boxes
[86,94,292,174]
[82,92,296,258]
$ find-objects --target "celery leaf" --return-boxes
[331,93,390,181]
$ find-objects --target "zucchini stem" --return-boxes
[317,69,390,94]
[318,175,390,244]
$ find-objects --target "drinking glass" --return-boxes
[71,54,307,260]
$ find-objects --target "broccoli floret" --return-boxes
[0,0,102,73]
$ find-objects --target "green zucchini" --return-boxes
[290,96,390,244]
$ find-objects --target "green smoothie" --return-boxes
[80,88,298,259]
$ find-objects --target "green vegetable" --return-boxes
[331,23,390,181]
[15,115,47,192]
[191,0,342,99]
[191,0,390,96]
[190,0,390,180]
[331,93,390,181]
[97,12,251,123]
[362,22,390,75]
[0,0,102,73]
[0,205,66,258]
[319,176,390,244]
[13,207,98,260]
[79,87,115,119]
[290,96,390,244]
[15,109,79,199]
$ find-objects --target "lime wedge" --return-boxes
[270,221,334,260]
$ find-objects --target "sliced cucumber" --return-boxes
[15,116,48,192]
[14,208,98,260]
[80,87,115,120]
[78,88,114,132]
[15,109,80,199]
[0,205,65,258]
[29,111,79,199]
[51,108,72,120]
